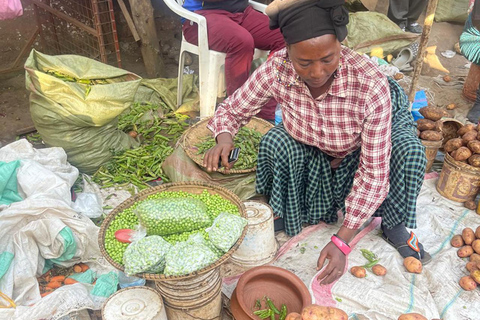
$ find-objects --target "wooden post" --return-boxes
[128,0,165,78]
[408,0,439,104]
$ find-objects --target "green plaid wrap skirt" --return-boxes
[255,77,426,236]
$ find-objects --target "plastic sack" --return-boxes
[68,269,96,284]
[435,0,469,23]
[162,146,257,200]
[0,160,22,206]
[91,271,118,298]
[135,197,210,236]
[123,235,172,276]
[72,193,103,218]
[0,0,23,20]
[164,233,218,276]
[207,212,247,253]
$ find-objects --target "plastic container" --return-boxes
[231,201,278,267]
[275,104,282,125]
[436,152,480,202]
[463,62,480,102]
[102,286,167,320]
[154,267,222,320]
[118,271,146,289]
[421,139,443,173]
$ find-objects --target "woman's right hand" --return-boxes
[203,132,235,172]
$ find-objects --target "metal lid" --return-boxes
[102,287,165,320]
[243,201,273,225]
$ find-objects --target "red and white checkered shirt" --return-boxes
[208,46,392,229]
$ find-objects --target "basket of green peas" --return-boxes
[99,181,247,281]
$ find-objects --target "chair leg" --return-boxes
[198,54,219,118]
[217,64,226,99]
[177,49,186,108]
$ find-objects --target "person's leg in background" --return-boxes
[405,0,428,33]
[388,0,409,30]
[467,84,480,123]
[239,6,286,120]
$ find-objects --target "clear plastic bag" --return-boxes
[123,235,171,276]
[135,198,211,236]
[207,212,247,253]
[164,233,218,276]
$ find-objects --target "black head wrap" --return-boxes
[267,0,349,44]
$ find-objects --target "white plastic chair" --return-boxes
[163,0,269,118]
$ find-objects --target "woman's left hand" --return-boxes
[316,241,346,285]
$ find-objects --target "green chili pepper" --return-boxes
[265,297,280,314]
[253,309,272,319]
[279,304,288,320]
[363,259,380,268]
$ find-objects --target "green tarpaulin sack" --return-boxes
[25,50,141,174]
[435,0,469,23]
[0,160,22,206]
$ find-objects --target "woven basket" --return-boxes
[182,116,274,174]
[98,181,247,281]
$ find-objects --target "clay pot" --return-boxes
[230,266,311,320]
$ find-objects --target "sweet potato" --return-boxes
[444,138,463,153]
[397,313,427,320]
[419,106,444,121]
[403,257,422,274]
[463,130,478,143]
[372,264,387,276]
[478,130,480,141]
[451,147,472,161]
[64,278,78,285]
[416,119,435,131]
[458,245,474,258]
[285,313,302,320]
[470,253,480,262]
[450,235,465,248]
[457,124,477,136]
[472,239,480,254]
[468,154,480,167]
[46,281,62,289]
[459,275,478,290]
[466,261,480,272]
[476,226,480,239]
[301,305,348,320]
[73,264,83,273]
[467,140,480,153]
[420,130,443,141]
[471,269,480,284]
[462,227,475,245]
[50,275,65,283]
[465,200,477,210]
[350,266,366,278]
[434,120,443,132]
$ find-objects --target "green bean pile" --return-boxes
[93,102,189,190]
[195,127,263,170]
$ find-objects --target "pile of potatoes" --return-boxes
[415,106,445,142]
[450,226,480,291]
[443,123,480,167]
[286,304,347,320]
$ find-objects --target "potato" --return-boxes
[473,239,480,254]
[457,124,477,136]
[446,103,456,110]
[465,200,477,210]
[443,75,452,82]
[466,261,480,272]
[419,106,444,121]
[458,245,474,258]
[450,235,465,248]
[477,130,480,141]
[301,305,348,320]
[416,119,435,131]
[397,313,427,320]
[471,269,480,284]
[476,226,480,239]
[467,140,480,153]
[403,257,422,274]
[372,264,387,276]
[394,73,404,80]
[468,154,480,167]
[463,130,478,143]
[350,266,366,278]
[470,253,480,262]
[434,120,443,132]
[459,275,478,291]
[285,313,302,320]
[420,130,443,141]
[452,147,472,161]
[444,138,463,153]
[462,227,475,245]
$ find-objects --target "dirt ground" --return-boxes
[0,6,474,144]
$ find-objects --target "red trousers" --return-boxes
[182,6,285,120]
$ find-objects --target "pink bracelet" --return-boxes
[331,235,351,255]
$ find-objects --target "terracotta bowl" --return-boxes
[230,266,312,320]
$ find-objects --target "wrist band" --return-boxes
[331,235,351,255]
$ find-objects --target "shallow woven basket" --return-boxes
[182,116,274,174]
[98,181,247,281]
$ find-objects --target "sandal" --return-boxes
[381,232,432,265]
